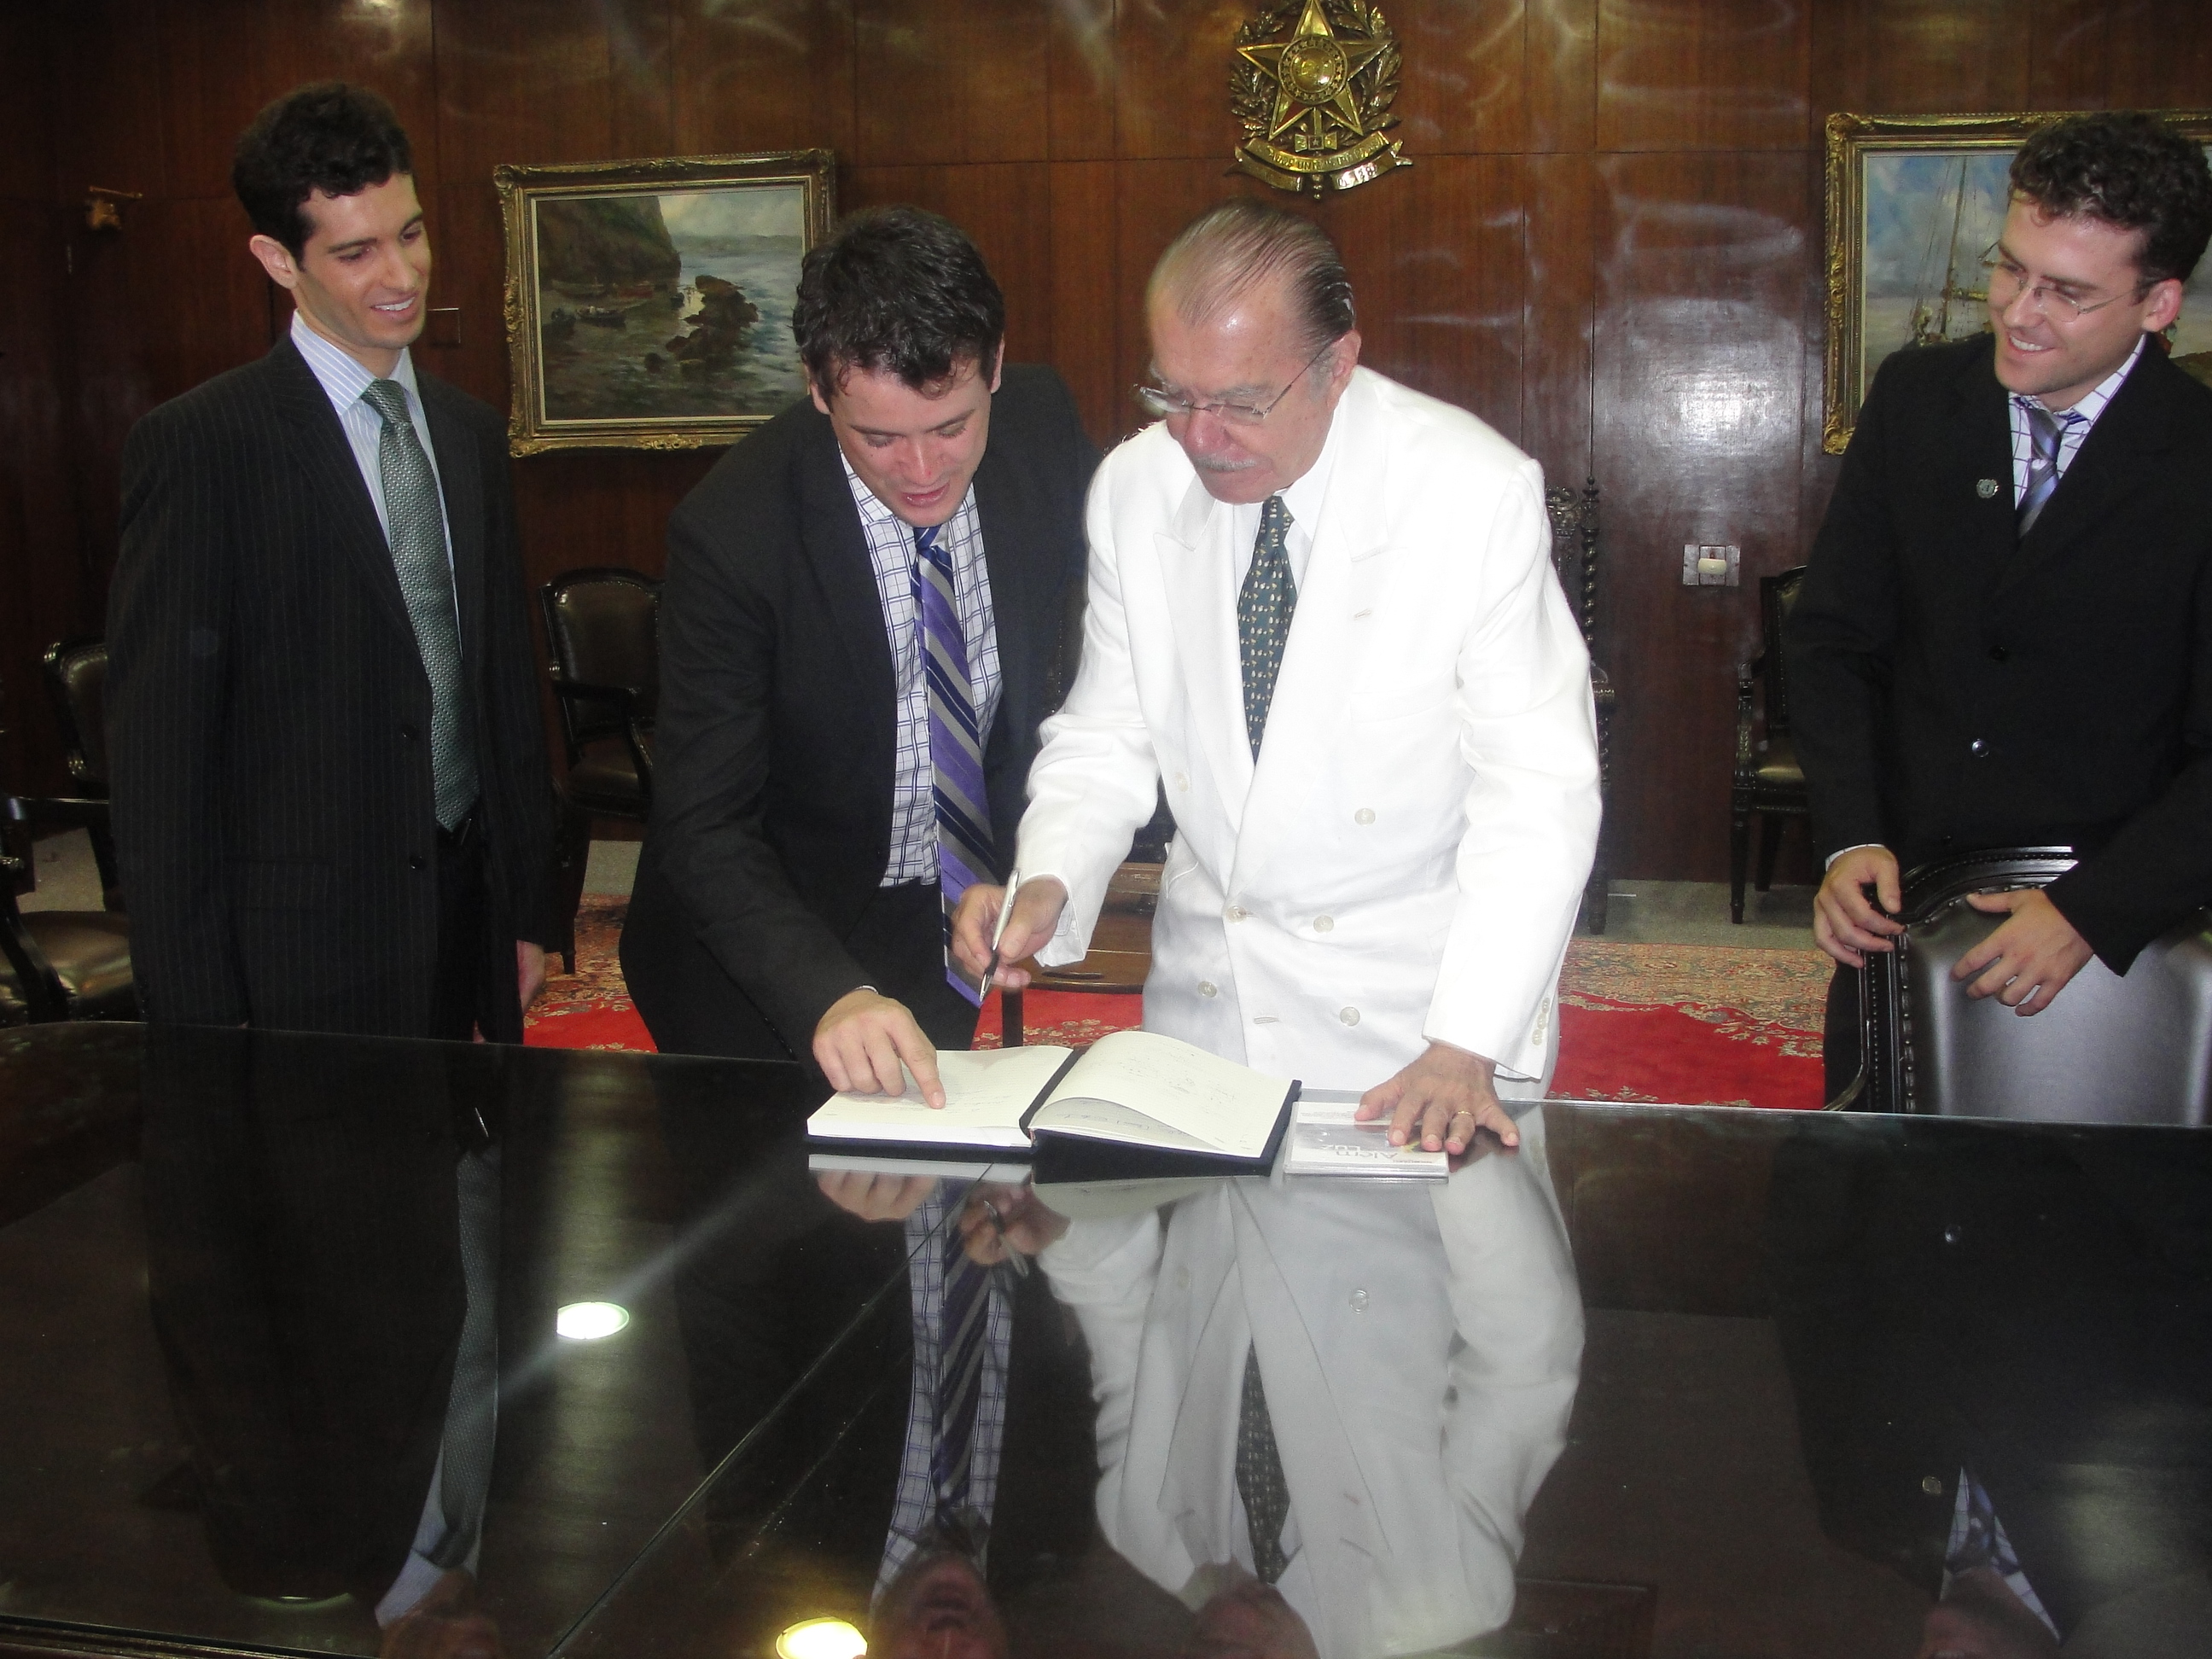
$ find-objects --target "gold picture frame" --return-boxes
[1821,110,2212,454]
[497,150,835,457]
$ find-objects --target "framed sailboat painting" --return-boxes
[1821,110,2212,453]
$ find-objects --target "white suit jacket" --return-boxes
[1039,1110,1586,1658]
[1017,368,1600,1090]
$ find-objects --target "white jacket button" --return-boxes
[1354,807,1376,824]
[1225,904,1248,922]
[1198,981,1218,998]
[1349,1288,1370,1312]
[1338,1006,1360,1026]
[1313,915,1334,933]
[1174,771,1190,791]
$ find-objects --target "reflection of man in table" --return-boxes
[983,1122,1583,1658]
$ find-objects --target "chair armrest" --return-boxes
[0,859,69,1022]
[549,682,655,806]
[8,795,112,834]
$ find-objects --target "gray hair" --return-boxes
[1147,199,1355,356]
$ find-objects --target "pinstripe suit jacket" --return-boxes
[108,336,557,1039]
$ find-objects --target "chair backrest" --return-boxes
[1861,847,2212,1125]
[1544,478,1601,657]
[41,637,110,796]
[539,568,661,752]
[1756,565,1807,735]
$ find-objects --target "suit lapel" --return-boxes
[2002,344,2176,593]
[971,434,1035,745]
[796,420,899,729]
[1157,478,1255,835]
[265,339,415,640]
[420,374,487,674]
[1940,347,2021,594]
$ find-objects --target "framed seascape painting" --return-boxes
[498,150,835,456]
[1822,111,2212,453]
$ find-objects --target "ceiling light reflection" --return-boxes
[555,1301,631,1340]
[777,1617,866,1659]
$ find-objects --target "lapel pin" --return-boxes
[1976,478,2000,499]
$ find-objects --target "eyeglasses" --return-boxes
[1132,344,1334,428]
[1979,242,2150,323]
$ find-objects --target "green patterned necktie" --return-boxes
[1238,494,1297,758]
[361,377,479,830]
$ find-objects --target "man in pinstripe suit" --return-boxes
[108,84,556,1042]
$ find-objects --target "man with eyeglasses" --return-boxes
[953,199,1600,1156]
[1790,111,2212,1093]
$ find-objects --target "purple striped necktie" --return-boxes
[915,523,992,1005]
[2016,400,2080,538]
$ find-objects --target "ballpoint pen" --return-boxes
[981,867,1020,998]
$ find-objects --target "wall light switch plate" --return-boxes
[1682,544,1741,587]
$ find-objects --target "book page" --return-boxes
[1032,1030,1291,1159]
[807,1045,1074,1147]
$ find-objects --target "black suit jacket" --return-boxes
[620,364,1097,1059]
[108,336,557,1039]
[1789,334,2212,970]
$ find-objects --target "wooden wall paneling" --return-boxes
[669,0,856,159]
[1048,0,1118,161]
[854,0,1051,167]
[2024,0,2116,112]
[433,0,629,183]
[607,0,678,161]
[423,180,509,414]
[1594,0,1813,153]
[1522,150,1598,496]
[46,0,169,205]
[1112,0,1254,161]
[1806,0,2029,131]
[1047,160,1124,449]
[2093,0,2212,112]
[1528,0,1598,154]
[154,0,443,204]
[1590,151,1811,882]
[1394,0,1529,155]
[514,451,713,595]
[1322,156,1528,440]
[841,162,1057,367]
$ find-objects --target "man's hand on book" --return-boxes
[814,988,946,1108]
[1354,1040,1519,1153]
[950,877,1070,991]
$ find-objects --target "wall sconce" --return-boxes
[85,187,143,231]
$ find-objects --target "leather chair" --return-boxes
[0,684,135,1025]
[1730,565,1810,924]
[1849,847,2212,1125]
[40,636,123,911]
[539,568,660,973]
[1546,480,1613,933]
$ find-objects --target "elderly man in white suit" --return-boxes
[945,202,1594,1654]
[952,200,1599,1151]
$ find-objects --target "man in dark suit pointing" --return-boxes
[620,207,1097,1090]
[108,84,556,1041]
[1789,112,2212,1090]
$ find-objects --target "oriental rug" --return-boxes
[525,900,1833,1111]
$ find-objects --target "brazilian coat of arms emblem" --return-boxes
[1231,0,1410,197]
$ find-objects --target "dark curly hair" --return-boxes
[232,84,413,258]
[2010,110,2212,286]
[792,207,1004,396]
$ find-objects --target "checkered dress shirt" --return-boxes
[841,459,1002,886]
[2008,335,2142,504]
[876,1182,1013,1599]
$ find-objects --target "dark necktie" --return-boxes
[2016,401,2080,539]
[1236,1342,1291,1583]
[930,1209,991,1545]
[916,524,992,1004]
[1238,496,1297,759]
[360,378,478,830]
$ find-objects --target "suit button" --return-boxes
[1921,1475,1945,1497]
[1338,1006,1359,1026]
[1313,915,1334,933]
[1988,645,2010,664]
[1970,738,1989,758]
[1225,904,1248,922]
[1354,808,1375,824]
[1348,1289,1369,1313]
[400,721,422,741]
[409,853,428,871]
[1198,981,1218,998]
[1174,771,1190,791]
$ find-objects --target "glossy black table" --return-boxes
[0,1023,2205,1659]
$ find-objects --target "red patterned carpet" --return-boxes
[527,899,1832,1109]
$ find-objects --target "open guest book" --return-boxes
[806,1029,1299,1175]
